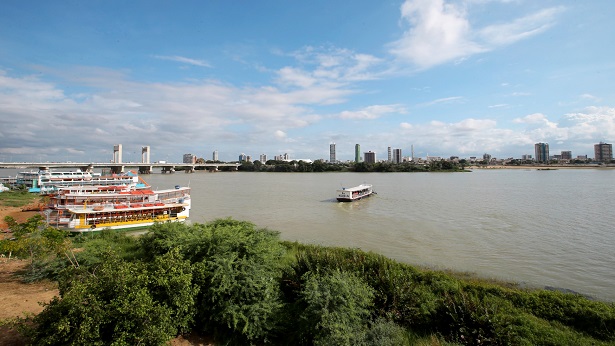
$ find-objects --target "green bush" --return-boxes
[298,270,374,345]
[25,250,196,345]
[141,219,286,344]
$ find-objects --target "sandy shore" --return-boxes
[0,206,40,230]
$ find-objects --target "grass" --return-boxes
[0,191,40,208]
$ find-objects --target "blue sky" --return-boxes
[1,0,614,163]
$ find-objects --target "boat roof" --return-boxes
[337,184,372,192]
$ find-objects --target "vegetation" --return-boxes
[238,159,466,173]
[0,190,40,208]
[1,217,614,345]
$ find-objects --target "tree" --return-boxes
[1,215,71,273]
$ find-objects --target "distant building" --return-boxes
[387,146,392,162]
[534,143,549,163]
[483,153,491,163]
[212,150,218,161]
[364,151,376,164]
[561,151,572,161]
[594,142,613,162]
[521,154,533,160]
[355,144,361,163]
[238,153,247,162]
[392,148,402,164]
[329,143,336,163]
[260,154,267,163]
[141,146,150,164]
[183,154,196,164]
[113,144,123,163]
[577,155,588,160]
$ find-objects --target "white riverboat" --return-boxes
[44,184,190,233]
[16,169,148,193]
[336,184,374,202]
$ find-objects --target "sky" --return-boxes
[1,0,614,163]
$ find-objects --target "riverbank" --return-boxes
[469,164,615,169]
[0,206,39,230]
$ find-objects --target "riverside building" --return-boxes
[594,142,613,162]
[534,143,550,163]
[329,143,336,163]
[364,151,376,164]
[393,148,402,164]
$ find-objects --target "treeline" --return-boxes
[238,160,466,173]
[2,218,615,345]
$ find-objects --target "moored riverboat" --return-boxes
[44,184,190,233]
[16,169,148,193]
[336,184,374,202]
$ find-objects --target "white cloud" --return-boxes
[389,1,564,69]
[153,55,212,67]
[274,130,287,140]
[478,7,565,46]
[513,113,551,124]
[390,0,486,68]
[421,96,464,106]
[580,93,600,102]
[283,46,385,85]
[340,104,407,120]
[400,117,529,154]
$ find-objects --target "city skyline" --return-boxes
[1,1,615,163]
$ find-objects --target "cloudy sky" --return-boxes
[1,0,614,163]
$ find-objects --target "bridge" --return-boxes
[0,162,240,174]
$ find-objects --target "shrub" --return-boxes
[25,251,192,345]
[298,270,375,345]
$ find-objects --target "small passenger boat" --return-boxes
[336,184,374,202]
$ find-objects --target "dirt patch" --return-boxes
[0,206,40,230]
[0,259,58,346]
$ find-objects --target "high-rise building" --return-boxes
[113,144,123,163]
[364,151,376,164]
[355,144,361,163]
[141,146,150,164]
[239,153,247,162]
[260,154,267,163]
[483,153,491,163]
[212,150,218,162]
[594,142,613,162]
[387,146,392,162]
[329,143,336,163]
[392,148,402,164]
[561,151,572,160]
[183,153,196,164]
[534,143,549,163]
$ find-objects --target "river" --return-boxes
[3,168,614,301]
